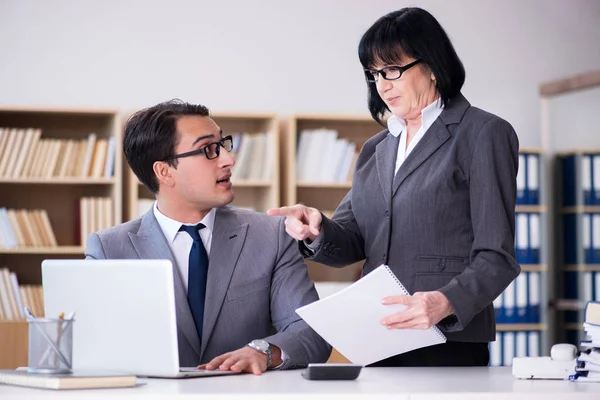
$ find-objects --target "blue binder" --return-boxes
[562,155,577,206]
[563,214,578,265]
[517,153,527,205]
[526,154,540,205]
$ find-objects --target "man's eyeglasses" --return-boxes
[364,59,422,83]
[163,135,234,161]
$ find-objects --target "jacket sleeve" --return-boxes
[298,190,366,267]
[438,117,521,331]
[264,217,332,368]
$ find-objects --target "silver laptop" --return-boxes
[41,259,238,378]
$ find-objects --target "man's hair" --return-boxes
[123,99,210,194]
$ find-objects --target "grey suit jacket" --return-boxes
[86,206,331,368]
[302,93,521,342]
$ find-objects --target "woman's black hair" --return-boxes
[358,8,465,125]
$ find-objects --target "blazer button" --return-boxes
[438,259,446,271]
[384,210,389,218]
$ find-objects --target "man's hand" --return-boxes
[200,344,282,375]
[380,291,454,330]
[266,204,322,242]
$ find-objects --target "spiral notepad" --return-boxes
[296,264,446,365]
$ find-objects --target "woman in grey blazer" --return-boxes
[269,7,520,366]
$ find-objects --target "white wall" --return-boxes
[550,87,600,152]
[1,0,599,148]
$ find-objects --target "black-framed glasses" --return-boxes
[163,135,233,161]
[364,59,422,83]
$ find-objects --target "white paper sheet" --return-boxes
[296,265,447,365]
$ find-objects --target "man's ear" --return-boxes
[153,161,174,188]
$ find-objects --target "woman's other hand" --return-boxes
[380,291,454,329]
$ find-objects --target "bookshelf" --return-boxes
[488,149,549,366]
[282,114,383,285]
[539,69,600,350]
[0,107,122,274]
[0,107,122,368]
[124,112,280,221]
[555,150,600,345]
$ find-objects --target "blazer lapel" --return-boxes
[392,119,451,197]
[390,92,472,198]
[375,133,399,207]
[128,211,201,357]
[201,207,248,355]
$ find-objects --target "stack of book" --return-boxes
[571,301,600,382]
[0,208,58,249]
[0,267,44,320]
[0,129,116,179]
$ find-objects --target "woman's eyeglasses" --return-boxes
[364,60,422,83]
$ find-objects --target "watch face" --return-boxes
[252,340,270,352]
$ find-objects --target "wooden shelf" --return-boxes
[0,246,84,255]
[518,148,544,154]
[564,323,583,331]
[0,321,28,369]
[515,205,547,213]
[560,206,600,214]
[297,182,353,189]
[520,264,548,272]
[496,323,547,331]
[540,69,600,97]
[552,299,583,310]
[138,179,273,188]
[0,177,116,185]
[564,264,600,272]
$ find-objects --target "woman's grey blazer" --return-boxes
[302,93,521,343]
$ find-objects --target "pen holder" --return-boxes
[27,317,74,374]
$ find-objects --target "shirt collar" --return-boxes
[386,97,444,137]
[153,201,216,243]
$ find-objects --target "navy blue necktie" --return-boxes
[179,223,209,342]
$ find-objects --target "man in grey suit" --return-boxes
[85,100,331,374]
[269,8,520,366]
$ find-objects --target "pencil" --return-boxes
[54,312,65,368]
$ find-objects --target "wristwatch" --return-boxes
[246,339,272,368]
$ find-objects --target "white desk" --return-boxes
[1,367,599,399]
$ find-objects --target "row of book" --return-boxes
[0,197,114,248]
[79,197,114,246]
[296,129,359,183]
[0,268,44,321]
[516,153,540,205]
[0,128,115,179]
[563,213,600,264]
[494,272,541,323]
[515,212,541,264]
[569,302,600,382]
[489,330,541,366]
[563,271,600,312]
[230,132,274,181]
[0,208,57,248]
[561,153,600,206]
